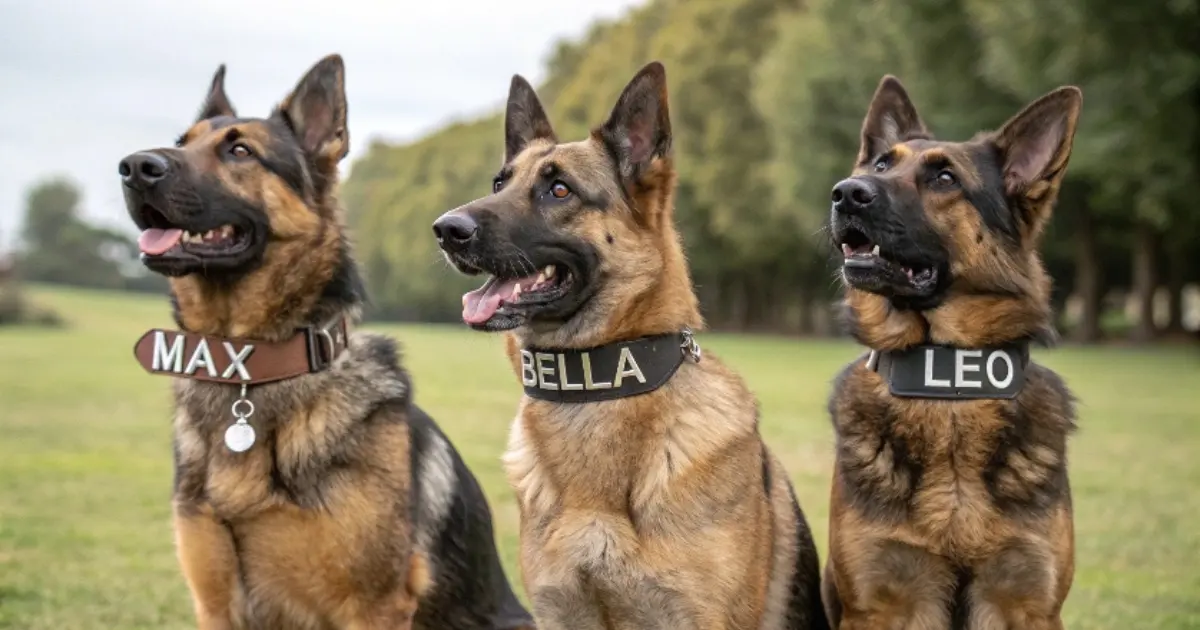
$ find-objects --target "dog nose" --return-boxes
[432,212,479,251]
[119,152,170,189]
[831,178,877,213]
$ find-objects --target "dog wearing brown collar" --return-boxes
[822,76,1082,628]
[432,62,827,630]
[120,54,533,630]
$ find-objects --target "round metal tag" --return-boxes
[224,422,256,453]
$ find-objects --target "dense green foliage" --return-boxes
[343,0,1199,340]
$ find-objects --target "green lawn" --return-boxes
[1,286,1198,629]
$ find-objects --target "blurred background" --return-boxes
[1,0,1197,629]
[2,0,1199,340]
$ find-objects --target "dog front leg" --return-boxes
[173,502,238,630]
[338,553,426,630]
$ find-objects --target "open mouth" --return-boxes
[838,226,938,296]
[462,264,574,330]
[135,204,254,275]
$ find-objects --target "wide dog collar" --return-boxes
[132,315,350,386]
[520,329,702,403]
[867,342,1030,400]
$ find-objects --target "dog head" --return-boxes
[831,76,1081,339]
[119,55,348,280]
[119,55,359,338]
[433,62,699,348]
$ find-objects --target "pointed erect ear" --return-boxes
[857,75,928,165]
[197,64,236,122]
[599,61,672,187]
[278,54,349,162]
[504,75,556,163]
[992,86,1082,199]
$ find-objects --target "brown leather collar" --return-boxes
[132,316,349,385]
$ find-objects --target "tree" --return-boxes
[21,178,82,251]
[966,0,1200,341]
[17,177,156,292]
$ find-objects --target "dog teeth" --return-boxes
[511,283,522,300]
[905,268,914,280]
[841,243,853,257]
[872,245,880,256]
[219,225,234,238]
[544,265,555,278]
[183,231,201,244]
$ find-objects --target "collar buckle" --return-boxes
[680,327,702,363]
[305,316,346,372]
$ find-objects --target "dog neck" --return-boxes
[843,288,1055,351]
[168,234,364,343]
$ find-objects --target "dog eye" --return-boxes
[550,181,572,199]
[492,177,504,194]
[873,157,890,173]
[229,143,253,158]
[936,170,957,187]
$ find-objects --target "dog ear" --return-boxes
[992,86,1082,211]
[504,75,556,163]
[196,64,236,122]
[857,75,928,165]
[278,54,349,164]
[598,61,672,191]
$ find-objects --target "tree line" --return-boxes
[343,0,1200,342]
[11,0,1197,342]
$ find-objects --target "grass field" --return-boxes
[1,285,1198,629]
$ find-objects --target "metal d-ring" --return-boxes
[315,328,337,363]
[680,327,702,363]
[231,383,255,419]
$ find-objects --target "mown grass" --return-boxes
[1,285,1197,629]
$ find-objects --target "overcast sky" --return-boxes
[0,0,642,247]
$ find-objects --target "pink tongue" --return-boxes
[138,228,184,256]
[462,278,521,325]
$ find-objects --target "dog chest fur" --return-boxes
[829,357,1074,557]
[505,357,788,629]
[171,332,444,627]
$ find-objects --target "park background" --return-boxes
[1,0,1198,628]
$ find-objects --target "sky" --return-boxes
[0,0,643,247]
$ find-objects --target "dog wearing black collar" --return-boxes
[432,62,827,630]
[118,55,532,630]
[823,76,1083,629]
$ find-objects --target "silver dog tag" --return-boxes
[224,421,256,453]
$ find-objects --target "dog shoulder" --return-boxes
[685,351,760,419]
[981,362,1078,516]
[397,404,460,545]
[826,352,880,425]
[341,331,413,400]
[825,353,921,523]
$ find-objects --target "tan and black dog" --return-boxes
[823,75,1082,628]
[432,62,827,630]
[119,55,533,630]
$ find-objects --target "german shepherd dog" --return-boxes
[432,62,827,630]
[118,55,533,630]
[823,76,1082,628]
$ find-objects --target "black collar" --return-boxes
[867,341,1030,400]
[520,330,701,403]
